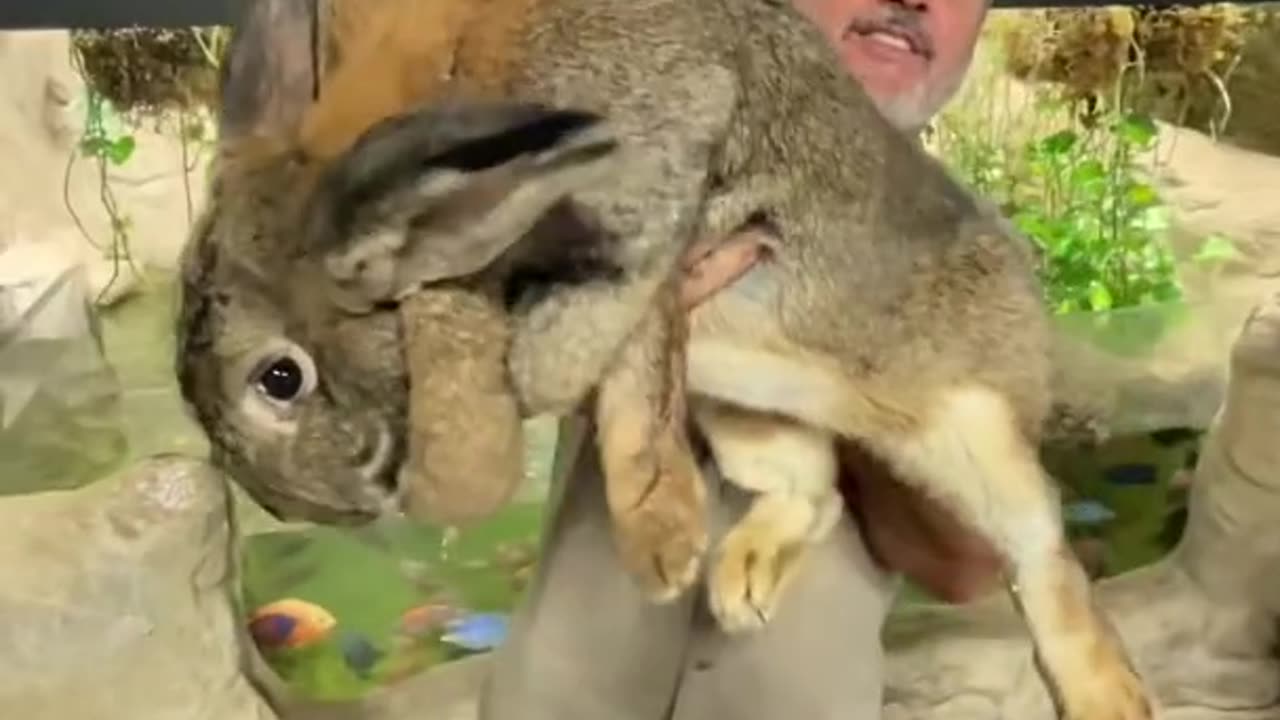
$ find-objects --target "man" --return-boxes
[478,0,997,717]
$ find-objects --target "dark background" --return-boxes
[0,0,1271,30]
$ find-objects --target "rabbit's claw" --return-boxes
[709,524,789,632]
[1053,634,1155,720]
[608,439,709,603]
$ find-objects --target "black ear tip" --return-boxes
[537,108,605,135]
[429,106,612,173]
[503,106,607,151]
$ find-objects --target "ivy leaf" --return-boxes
[1012,211,1050,242]
[1192,234,1242,264]
[1071,159,1106,188]
[1127,182,1159,208]
[1117,113,1157,149]
[1134,205,1171,233]
[1038,130,1078,158]
[1088,283,1114,312]
[106,136,136,166]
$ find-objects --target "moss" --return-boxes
[999,7,1136,101]
[1159,8,1280,156]
[996,6,1252,107]
[990,6,1280,156]
[70,27,228,117]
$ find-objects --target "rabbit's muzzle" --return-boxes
[225,414,406,526]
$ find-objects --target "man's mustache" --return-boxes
[844,8,936,60]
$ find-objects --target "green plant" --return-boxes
[63,87,141,304]
[935,89,1182,314]
[933,29,1249,318]
[1008,107,1182,314]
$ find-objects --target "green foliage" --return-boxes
[1191,232,1244,265]
[1012,110,1182,314]
[934,87,1242,317]
[65,89,141,304]
[78,88,137,166]
[939,99,1181,314]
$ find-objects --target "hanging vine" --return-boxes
[61,82,140,305]
[64,26,227,304]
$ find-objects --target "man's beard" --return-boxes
[872,61,972,136]
[873,86,935,136]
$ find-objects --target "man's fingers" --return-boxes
[680,236,765,309]
[682,234,725,270]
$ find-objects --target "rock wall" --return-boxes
[1152,5,1280,159]
[0,29,209,305]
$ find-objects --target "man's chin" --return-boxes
[873,95,936,135]
[843,67,934,131]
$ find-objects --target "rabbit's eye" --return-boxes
[257,357,306,401]
[241,345,317,422]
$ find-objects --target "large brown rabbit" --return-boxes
[176,0,1155,717]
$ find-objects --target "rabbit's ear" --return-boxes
[305,102,619,305]
[218,0,320,141]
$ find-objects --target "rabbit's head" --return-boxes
[175,133,412,523]
[175,0,619,525]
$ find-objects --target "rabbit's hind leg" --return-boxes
[694,400,843,634]
[870,384,1154,720]
[595,283,709,604]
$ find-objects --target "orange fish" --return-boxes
[400,603,460,638]
[248,597,338,650]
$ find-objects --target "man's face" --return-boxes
[793,0,988,131]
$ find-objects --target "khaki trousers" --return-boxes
[476,418,897,720]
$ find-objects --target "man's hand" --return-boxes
[837,441,1004,603]
[678,231,1004,604]
[680,230,769,309]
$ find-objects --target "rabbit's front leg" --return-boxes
[692,400,843,633]
[594,278,708,602]
[499,63,738,601]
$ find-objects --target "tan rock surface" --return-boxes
[0,455,280,720]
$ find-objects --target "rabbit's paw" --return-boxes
[708,519,808,634]
[608,443,709,604]
[1057,648,1155,720]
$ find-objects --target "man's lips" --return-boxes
[865,30,915,54]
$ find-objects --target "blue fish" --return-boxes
[1103,463,1158,487]
[1063,499,1117,526]
[442,612,510,651]
[338,632,384,677]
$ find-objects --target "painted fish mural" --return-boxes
[247,597,337,650]
[441,612,510,652]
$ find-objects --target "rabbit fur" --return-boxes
[173,0,1155,717]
